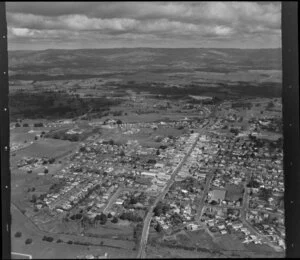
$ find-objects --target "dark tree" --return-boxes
[25,238,33,244]
[111,216,119,223]
[14,231,22,238]
[155,223,163,232]
[31,194,37,203]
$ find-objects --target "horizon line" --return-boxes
[8,46,282,52]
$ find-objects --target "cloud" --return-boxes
[6,2,281,49]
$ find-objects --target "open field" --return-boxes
[13,139,78,159]
[11,204,136,259]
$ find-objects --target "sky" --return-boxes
[6,2,282,50]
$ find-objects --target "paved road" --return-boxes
[103,187,123,214]
[241,218,282,252]
[136,133,201,258]
[196,172,215,222]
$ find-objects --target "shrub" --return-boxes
[47,237,54,242]
[111,217,118,223]
[14,231,22,238]
[44,168,49,174]
[34,122,44,127]
[56,239,63,243]
[67,240,73,244]
[155,223,163,232]
[25,238,32,244]
[15,123,21,127]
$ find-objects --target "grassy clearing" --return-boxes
[14,139,78,158]
[11,204,136,259]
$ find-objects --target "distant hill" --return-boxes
[8,48,282,77]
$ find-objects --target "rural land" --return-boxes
[9,48,284,259]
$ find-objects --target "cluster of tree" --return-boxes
[94,213,107,225]
[247,178,260,188]
[9,90,121,121]
[42,236,54,242]
[111,216,119,223]
[33,122,44,127]
[70,213,83,221]
[147,159,156,164]
[123,192,147,208]
[259,187,273,202]
[45,130,81,142]
[170,212,184,225]
[153,202,170,217]
[230,128,240,135]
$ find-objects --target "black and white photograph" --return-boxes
[1,1,293,259]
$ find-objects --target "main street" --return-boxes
[136,106,220,258]
[196,172,215,223]
[136,133,201,258]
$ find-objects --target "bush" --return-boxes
[31,194,37,203]
[67,240,73,244]
[49,158,55,164]
[23,123,29,127]
[111,217,119,223]
[47,237,54,242]
[14,231,22,238]
[56,239,63,243]
[34,122,44,127]
[25,238,32,244]
[15,123,21,127]
[155,223,163,232]
[44,168,49,174]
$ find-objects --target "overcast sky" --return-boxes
[6,2,281,50]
